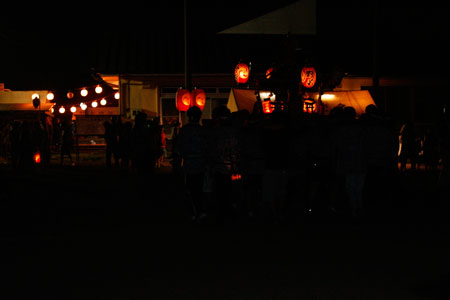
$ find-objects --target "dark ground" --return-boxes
[1,157,450,300]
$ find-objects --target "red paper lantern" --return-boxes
[301,66,317,88]
[176,89,192,111]
[231,174,242,181]
[34,152,41,164]
[262,100,274,114]
[191,88,206,111]
[235,63,250,84]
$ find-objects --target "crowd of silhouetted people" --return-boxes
[0,103,449,224]
[0,112,166,173]
[173,102,450,225]
[102,113,166,175]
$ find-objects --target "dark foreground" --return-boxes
[1,163,450,300]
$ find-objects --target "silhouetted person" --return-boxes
[119,121,133,171]
[209,105,240,224]
[174,106,208,222]
[423,127,440,172]
[131,112,157,176]
[18,121,34,169]
[360,104,399,216]
[10,121,21,168]
[240,102,266,218]
[156,125,167,168]
[104,120,119,168]
[60,121,74,166]
[262,111,290,223]
[332,106,367,217]
[303,114,332,215]
[399,121,418,172]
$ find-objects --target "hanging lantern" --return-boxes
[234,63,249,84]
[265,67,274,79]
[95,85,103,94]
[303,99,316,114]
[100,99,107,106]
[262,100,274,114]
[176,89,192,111]
[67,91,74,99]
[46,92,54,101]
[231,174,242,181]
[301,66,317,88]
[91,101,98,108]
[59,106,65,114]
[33,152,41,164]
[80,103,87,110]
[114,91,120,100]
[80,88,88,97]
[191,88,206,111]
[70,106,77,113]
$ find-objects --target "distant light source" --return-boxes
[100,98,107,106]
[262,100,274,114]
[91,101,98,108]
[81,88,88,97]
[259,91,276,102]
[321,94,335,100]
[265,68,274,79]
[114,91,120,100]
[95,85,103,94]
[234,63,249,84]
[46,92,54,101]
[34,152,41,164]
[59,106,65,114]
[70,106,77,113]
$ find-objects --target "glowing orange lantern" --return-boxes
[191,88,206,110]
[34,152,41,164]
[176,89,192,111]
[262,100,274,114]
[303,99,316,113]
[235,63,249,84]
[301,66,317,88]
[266,67,274,79]
[231,174,242,181]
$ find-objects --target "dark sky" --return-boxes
[1,0,450,89]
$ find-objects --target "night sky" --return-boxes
[1,0,450,89]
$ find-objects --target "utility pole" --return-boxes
[372,0,380,106]
[184,0,191,90]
